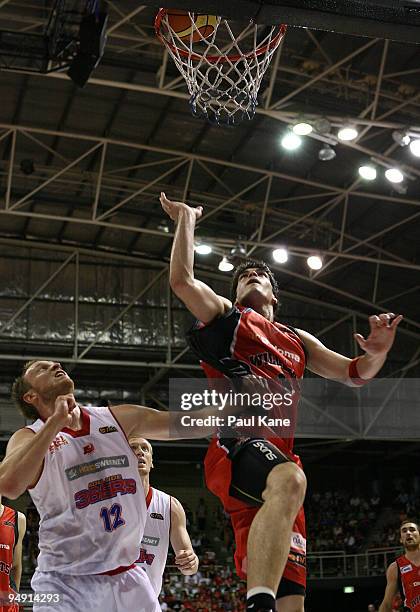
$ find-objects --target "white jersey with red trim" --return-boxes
[136,487,171,596]
[26,405,146,575]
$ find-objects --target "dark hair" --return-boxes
[11,360,40,420]
[231,259,280,303]
[400,519,419,531]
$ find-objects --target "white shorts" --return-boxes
[31,565,160,612]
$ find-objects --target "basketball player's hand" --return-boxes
[160,192,203,223]
[175,549,199,575]
[354,313,403,356]
[49,394,77,430]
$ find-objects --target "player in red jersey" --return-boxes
[160,192,403,612]
[0,496,26,612]
[379,520,420,612]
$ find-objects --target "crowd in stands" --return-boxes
[160,565,245,611]
[306,490,382,553]
[374,488,420,549]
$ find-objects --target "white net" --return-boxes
[155,10,286,126]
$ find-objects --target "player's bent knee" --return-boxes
[263,462,306,507]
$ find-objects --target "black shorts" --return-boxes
[227,438,291,507]
[277,577,306,599]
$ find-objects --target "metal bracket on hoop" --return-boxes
[155,9,286,126]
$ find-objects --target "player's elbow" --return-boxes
[170,275,186,293]
[0,476,22,499]
[170,275,194,300]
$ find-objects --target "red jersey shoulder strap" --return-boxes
[13,510,18,552]
[0,506,18,552]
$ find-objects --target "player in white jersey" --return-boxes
[129,437,198,596]
[0,360,226,612]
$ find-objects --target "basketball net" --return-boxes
[155,10,286,126]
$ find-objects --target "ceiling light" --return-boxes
[293,122,313,136]
[392,130,411,147]
[272,248,288,264]
[318,144,336,161]
[157,221,170,233]
[281,132,302,151]
[385,168,404,184]
[230,243,247,258]
[218,257,234,272]
[195,243,212,255]
[337,126,358,141]
[307,255,323,270]
[409,139,420,157]
[313,118,331,134]
[358,165,377,181]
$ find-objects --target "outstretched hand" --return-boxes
[354,313,403,356]
[159,192,203,223]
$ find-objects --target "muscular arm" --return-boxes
[379,562,399,612]
[111,404,219,441]
[112,376,266,440]
[11,512,26,591]
[161,193,231,323]
[0,394,75,499]
[297,312,402,384]
[0,421,60,499]
[170,497,199,575]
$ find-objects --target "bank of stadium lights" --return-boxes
[218,256,234,272]
[281,131,302,150]
[409,139,420,157]
[307,254,323,270]
[385,167,404,183]
[292,121,313,136]
[195,243,212,255]
[392,130,411,147]
[337,125,359,141]
[358,164,377,181]
[272,247,288,264]
[318,144,336,161]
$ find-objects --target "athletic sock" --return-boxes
[246,587,276,611]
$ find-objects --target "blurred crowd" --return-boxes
[306,490,381,553]
[160,565,245,611]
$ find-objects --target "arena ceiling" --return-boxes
[0,1,419,439]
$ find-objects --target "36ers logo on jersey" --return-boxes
[136,548,155,565]
[49,434,69,453]
[83,443,95,455]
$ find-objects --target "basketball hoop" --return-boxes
[155,9,286,126]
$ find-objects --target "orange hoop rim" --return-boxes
[155,8,287,63]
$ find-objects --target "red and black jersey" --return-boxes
[0,505,19,611]
[396,554,420,611]
[188,305,306,452]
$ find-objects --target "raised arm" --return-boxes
[160,192,231,323]
[379,562,399,612]
[112,376,275,440]
[297,312,402,385]
[0,394,76,499]
[170,497,199,575]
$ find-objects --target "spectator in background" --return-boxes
[196,498,208,532]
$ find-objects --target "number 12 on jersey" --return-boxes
[100,503,125,532]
